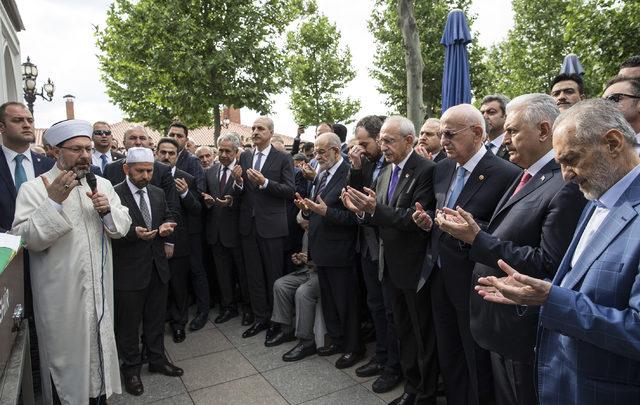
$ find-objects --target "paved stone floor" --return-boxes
[109,307,412,405]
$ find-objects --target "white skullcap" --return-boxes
[126,147,154,164]
[43,119,92,146]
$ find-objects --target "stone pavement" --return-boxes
[109,307,419,405]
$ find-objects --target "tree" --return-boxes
[284,13,360,126]
[368,0,486,118]
[397,0,424,132]
[95,0,306,141]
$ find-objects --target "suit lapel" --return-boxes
[122,184,146,227]
[390,154,419,206]
[376,165,392,205]
[260,147,277,173]
[552,202,596,285]
[210,164,221,196]
[435,159,456,209]
[31,151,47,176]
[321,160,348,199]
[454,152,496,208]
[0,151,16,199]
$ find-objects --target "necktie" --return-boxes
[386,165,402,202]
[219,166,228,192]
[14,154,27,190]
[315,171,328,201]
[136,189,152,229]
[100,154,108,173]
[446,166,467,209]
[511,171,532,197]
[372,159,383,185]
[253,152,263,171]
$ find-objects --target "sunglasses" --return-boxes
[93,130,112,136]
[604,93,640,103]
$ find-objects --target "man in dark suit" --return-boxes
[294,132,361,367]
[413,104,521,405]
[202,133,251,324]
[481,94,511,160]
[166,122,209,328]
[91,121,124,175]
[232,116,295,339]
[112,147,183,396]
[348,115,402,393]
[344,116,438,405]
[436,94,586,405]
[416,118,447,162]
[155,137,202,343]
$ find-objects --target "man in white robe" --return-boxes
[12,119,131,405]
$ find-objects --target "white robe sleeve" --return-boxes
[101,179,131,239]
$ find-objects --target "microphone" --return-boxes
[86,172,107,217]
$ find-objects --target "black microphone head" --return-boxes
[86,172,98,193]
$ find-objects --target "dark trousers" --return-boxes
[211,241,249,311]
[491,352,538,405]
[430,267,494,405]
[115,267,168,376]
[188,232,210,314]
[316,265,362,353]
[241,221,286,321]
[168,255,190,330]
[361,254,400,373]
[386,275,438,403]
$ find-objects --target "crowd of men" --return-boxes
[1,54,640,405]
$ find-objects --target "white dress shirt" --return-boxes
[312,157,343,196]
[2,145,35,183]
[526,149,556,178]
[92,149,115,168]
[219,159,237,181]
[444,146,486,206]
[486,133,505,154]
[252,144,272,188]
[126,176,152,224]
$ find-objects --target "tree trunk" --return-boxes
[213,105,221,144]
[397,0,425,133]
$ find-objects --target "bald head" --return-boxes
[315,132,341,149]
[440,104,486,165]
[442,104,486,135]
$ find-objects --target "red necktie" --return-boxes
[219,166,228,192]
[512,171,532,197]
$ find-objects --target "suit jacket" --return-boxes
[237,147,295,238]
[536,173,640,404]
[171,168,201,257]
[176,149,205,193]
[0,150,54,231]
[468,159,586,361]
[432,150,447,163]
[365,152,436,289]
[495,143,510,161]
[307,160,357,267]
[426,150,521,309]
[112,182,173,290]
[204,162,242,248]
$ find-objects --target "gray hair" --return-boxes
[424,117,441,126]
[506,93,560,128]
[217,132,241,149]
[383,116,416,137]
[481,94,511,114]
[257,116,274,132]
[315,132,342,149]
[553,99,637,146]
[124,125,148,139]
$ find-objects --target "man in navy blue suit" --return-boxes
[478,99,640,405]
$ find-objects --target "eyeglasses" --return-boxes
[59,146,92,154]
[604,93,640,103]
[439,125,475,140]
[93,130,112,136]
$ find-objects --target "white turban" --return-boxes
[43,119,92,146]
[126,147,154,164]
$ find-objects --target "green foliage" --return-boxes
[368,0,486,117]
[284,14,360,125]
[95,0,306,137]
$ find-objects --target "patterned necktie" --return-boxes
[314,171,328,201]
[14,154,27,190]
[136,189,152,229]
[219,166,228,192]
[100,154,108,173]
[511,171,532,197]
[253,152,263,171]
[386,165,402,202]
[446,166,467,209]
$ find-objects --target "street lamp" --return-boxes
[21,56,55,114]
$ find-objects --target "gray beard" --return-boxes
[72,167,88,179]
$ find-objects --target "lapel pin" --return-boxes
[404,173,410,178]
[540,175,545,181]
[479,175,485,181]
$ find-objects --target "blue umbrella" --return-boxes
[440,9,473,115]
[560,53,585,75]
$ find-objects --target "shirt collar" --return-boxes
[221,159,236,171]
[171,166,176,176]
[325,156,343,176]
[596,163,640,209]
[2,145,31,163]
[393,150,413,172]
[93,149,111,159]
[255,144,272,157]
[459,147,486,174]
[126,176,147,195]
[526,149,555,177]
[488,133,506,147]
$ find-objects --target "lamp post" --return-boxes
[21,56,55,114]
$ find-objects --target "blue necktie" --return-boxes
[14,154,27,191]
[372,158,383,185]
[387,165,402,202]
[100,154,108,173]
[446,166,467,209]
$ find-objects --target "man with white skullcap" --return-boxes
[111,147,182,397]
[11,119,132,405]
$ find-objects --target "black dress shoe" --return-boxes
[189,312,209,331]
[172,328,186,343]
[335,351,365,369]
[372,371,403,393]
[123,374,144,396]
[242,320,269,338]
[265,324,280,341]
[241,312,255,326]
[148,361,184,377]
[282,342,317,362]
[214,308,238,324]
[317,343,341,356]
[265,330,296,347]
[356,358,385,377]
[389,392,416,405]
